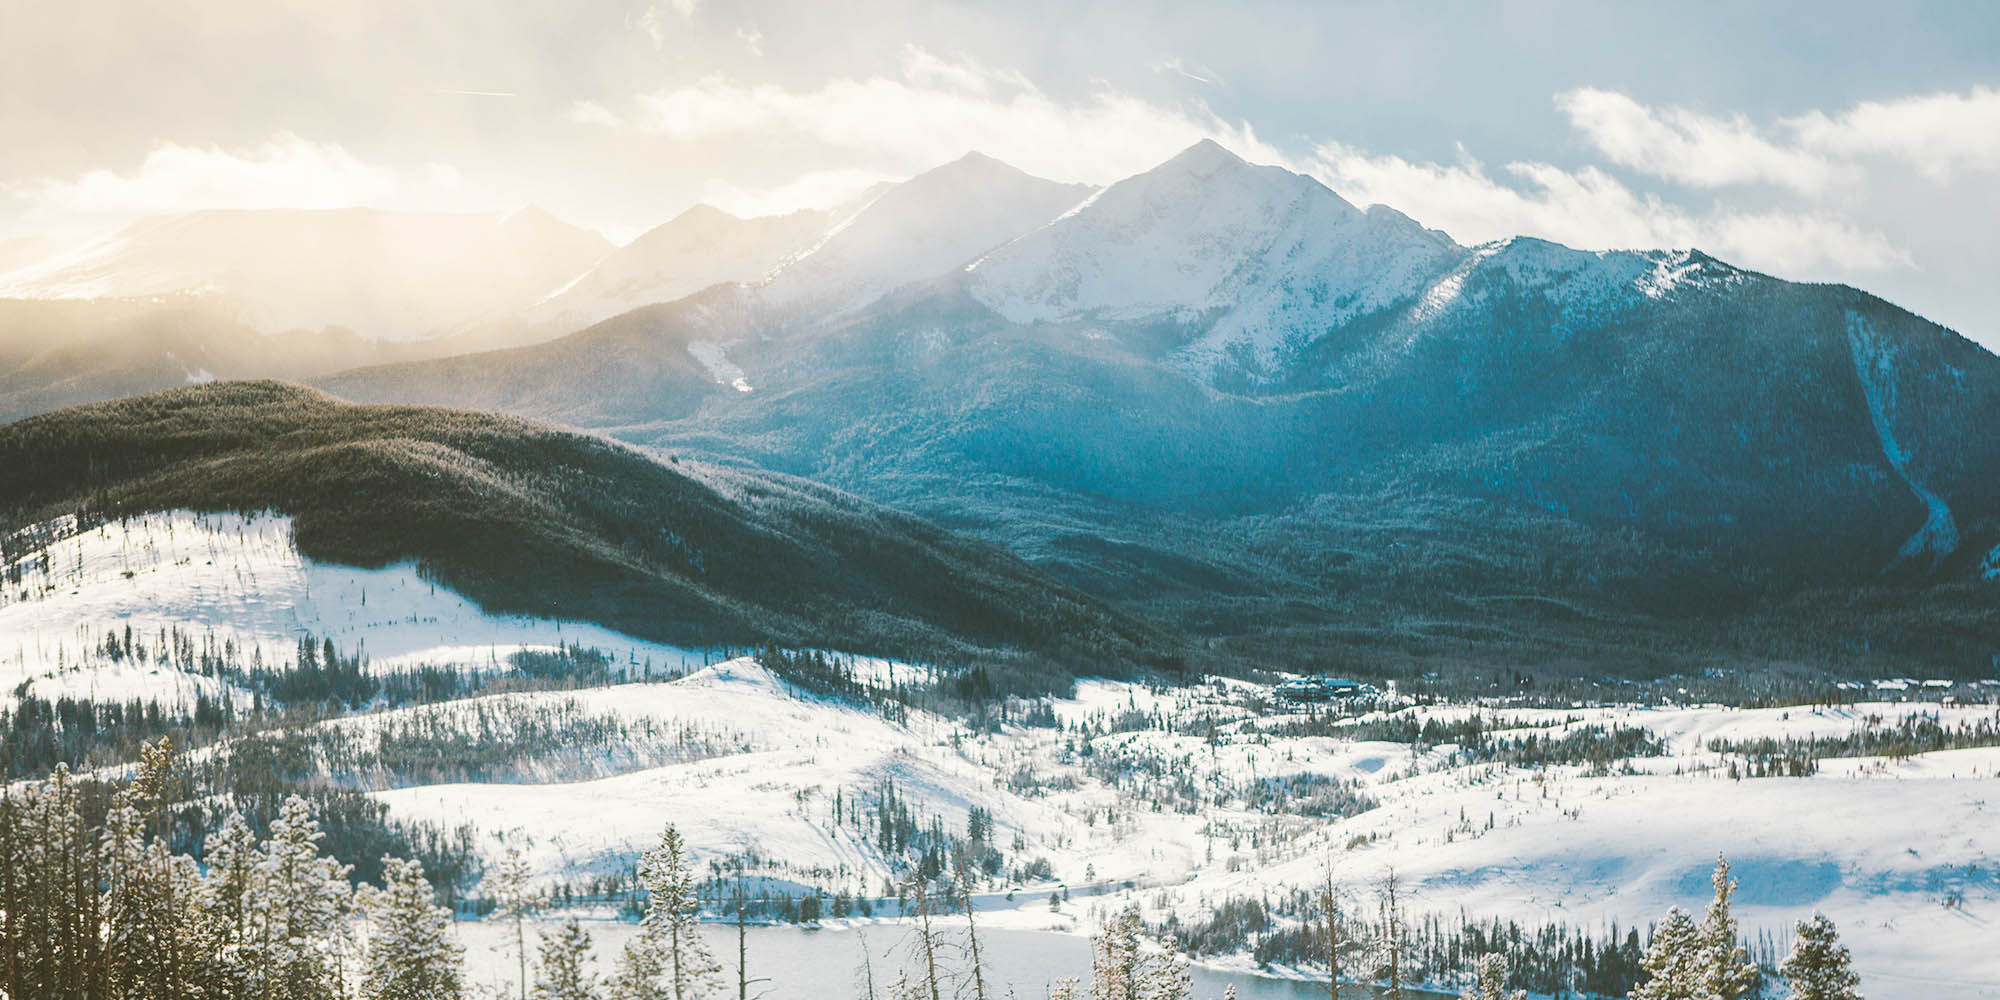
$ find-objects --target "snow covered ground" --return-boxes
[6,510,1996,996]
[354,666,2000,998]
[0,511,716,704]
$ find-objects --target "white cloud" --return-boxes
[570,46,1285,184]
[637,0,699,50]
[1558,85,2000,192]
[15,133,401,225]
[1309,141,1911,274]
[1787,86,2000,180]
[1153,56,1222,87]
[1555,88,1840,193]
[697,167,898,219]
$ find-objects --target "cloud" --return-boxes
[697,167,898,219]
[1787,86,2000,180]
[571,46,1284,184]
[14,133,402,224]
[1559,85,2000,192]
[1309,141,1911,274]
[1555,88,1840,193]
[1153,56,1222,87]
[637,0,699,50]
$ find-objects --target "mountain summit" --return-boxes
[968,140,1466,382]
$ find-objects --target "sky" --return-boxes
[3,0,1998,349]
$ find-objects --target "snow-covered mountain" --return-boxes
[0,206,611,341]
[967,139,1465,382]
[758,152,1095,320]
[525,204,835,333]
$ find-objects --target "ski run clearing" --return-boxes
[3,511,1998,998]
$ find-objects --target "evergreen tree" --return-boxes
[1779,914,1862,1000]
[1700,856,1761,1000]
[492,846,539,1000]
[248,794,354,1000]
[1632,908,1705,1000]
[102,736,200,1000]
[607,928,669,1000]
[1139,953,1191,1000]
[190,811,259,995]
[1372,870,1409,1000]
[1088,908,1187,1000]
[362,856,465,1000]
[534,919,600,1000]
[637,825,723,1000]
[1091,909,1144,1000]
[1459,954,1527,1000]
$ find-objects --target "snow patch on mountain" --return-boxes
[1845,311,1959,565]
[685,339,753,392]
[0,511,709,705]
[527,205,831,333]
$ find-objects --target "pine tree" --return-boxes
[608,928,669,1000]
[1088,908,1187,1000]
[634,825,722,1000]
[190,811,259,996]
[1459,954,1527,1000]
[1372,870,1409,1000]
[1632,908,1705,1000]
[248,794,354,1000]
[362,856,465,1000]
[102,736,199,1000]
[492,846,539,1000]
[1700,856,1760,1000]
[534,919,599,1000]
[1139,953,1191,1000]
[1091,909,1144,1000]
[1779,914,1862,1000]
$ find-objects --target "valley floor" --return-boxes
[4,511,1997,998]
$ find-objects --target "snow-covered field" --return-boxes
[358,667,2000,998]
[4,510,1997,997]
[0,511,716,704]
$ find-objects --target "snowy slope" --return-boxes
[372,658,1073,890]
[525,205,832,333]
[759,153,1094,320]
[0,511,709,705]
[362,667,2000,999]
[966,140,1465,381]
[1845,310,1961,565]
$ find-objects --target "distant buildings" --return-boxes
[1273,675,1376,704]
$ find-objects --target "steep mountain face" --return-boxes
[757,152,1095,321]
[525,204,833,333]
[967,139,1465,385]
[0,207,612,341]
[0,382,1166,667]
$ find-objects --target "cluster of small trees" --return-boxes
[1168,857,1862,1000]
[0,738,463,1000]
[1630,858,1861,1000]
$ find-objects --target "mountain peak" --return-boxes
[1163,137,1248,172]
[911,150,1046,190]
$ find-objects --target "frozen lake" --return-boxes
[456,917,1446,1000]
